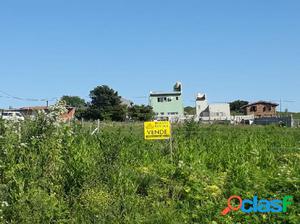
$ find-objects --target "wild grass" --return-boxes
[0,118,299,223]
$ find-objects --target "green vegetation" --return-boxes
[62,85,154,122]
[184,106,196,115]
[128,105,155,121]
[82,85,127,121]
[61,96,86,108]
[230,100,249,115]
[278,112,300,120]
[1,117,299,223]
[293,112,300,119]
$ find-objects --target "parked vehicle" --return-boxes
[1,111,25,121]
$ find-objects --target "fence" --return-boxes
[294,119,300,127]
[254,116,294,127]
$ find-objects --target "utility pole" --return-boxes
[273,99,295,117]
[46,100,49,107]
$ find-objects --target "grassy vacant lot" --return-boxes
[0,117,299,223]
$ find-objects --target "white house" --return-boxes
[195,93,231,121]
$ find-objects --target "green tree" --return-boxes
[128,105,154,121]
[184,106,196,115]
[61,96,86,108]
[230,100,249,114]
[84,85,126,121]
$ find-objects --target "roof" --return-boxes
[18,106,75,111]
[19,106,49,111]
[150,91,181,97]
[241,101,279,109]
[121,97,133,106]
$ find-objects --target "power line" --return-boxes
[0,90,58,102]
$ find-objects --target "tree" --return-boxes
[61,96,86,108]
[230,100,249,114]
[184,106,196,115]
[128,105,154,121]
[84,85,126,121]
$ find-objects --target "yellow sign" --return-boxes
[144,121,171,140]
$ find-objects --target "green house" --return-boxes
[149,82,184,121]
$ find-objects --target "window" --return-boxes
[176,97,179,100]
[160,112,164,115]
[263,107,266,112]
[157,97,164,102]
[250,106,257,112]
[157,97,170,102]
[167,112,179,115]
[2,112,13,116]
[268,106,272,111]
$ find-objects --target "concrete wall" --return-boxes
[196,102,231,121]
[208,104,231,120]
[233,115,255,123]
[254,116,294,127]
[195,100,208,117]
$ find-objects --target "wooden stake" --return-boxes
[169,136,173,161]
[169,122,173,161]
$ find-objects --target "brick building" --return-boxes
[241,101,278,118]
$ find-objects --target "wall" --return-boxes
[149,93,184,119]
[208,104,231,120]
[195,100,231,121]
[195,100,208,117]
[245,104,277,117]
[254,116,293,127]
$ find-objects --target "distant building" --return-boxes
[195,93,208,117]
[8,106,76,122]
[18,106,49,116]
[195,93,231,121]
[121,98,133,107]
[241,101,278,118]
[149,82,184,121]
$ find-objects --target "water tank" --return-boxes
[173,81,182,92]
[196,93,206,101]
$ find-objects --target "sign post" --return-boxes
[144,121,171,140]
[144,121,173,160]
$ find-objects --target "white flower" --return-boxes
[1,201,8,207]
[20,143,27,147]
[178,160,184,168]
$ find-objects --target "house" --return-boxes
[121,98,133,107]
[18,106,49,116]
[195,93,231,121]
[149,82,184,121]
[241,101,278,118]
[13,106,76,122]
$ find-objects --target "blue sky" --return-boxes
[0,0,299,111]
